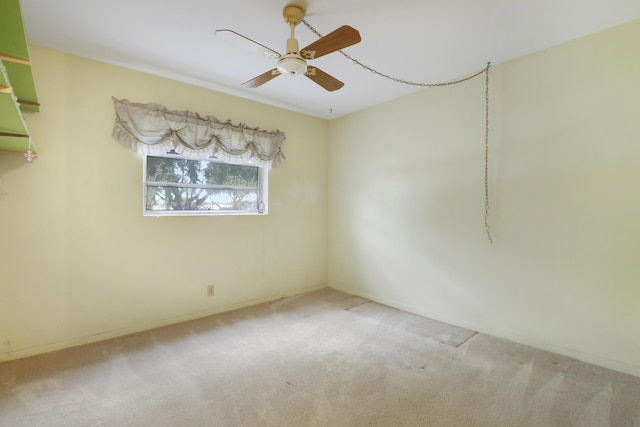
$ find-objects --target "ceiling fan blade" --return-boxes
[301,25,361,60]
[215,29,281,59]
[242,69,282,88]
[304,67,344,92]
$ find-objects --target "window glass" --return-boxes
[144,155,266,215]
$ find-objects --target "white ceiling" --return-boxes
[20,0,640,119]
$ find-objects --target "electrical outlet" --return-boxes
[207,285,215,297]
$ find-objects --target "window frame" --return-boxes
[142,153,268,217]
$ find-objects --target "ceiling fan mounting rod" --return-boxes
[287,24,299,54]
[283,5,304,55]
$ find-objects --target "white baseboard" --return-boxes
[332,286,640,379]
[0,283,327,363]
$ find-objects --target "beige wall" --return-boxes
[0,46,329,360]
[328,19,640,376]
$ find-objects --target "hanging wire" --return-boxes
[302,20,494,243]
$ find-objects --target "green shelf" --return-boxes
[0,0,40,157]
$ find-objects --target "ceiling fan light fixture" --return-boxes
[277,54,307,75]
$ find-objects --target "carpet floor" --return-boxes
[1,288,639,426]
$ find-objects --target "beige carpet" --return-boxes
[1,288,639,426]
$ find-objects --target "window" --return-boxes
[144,154,267,216]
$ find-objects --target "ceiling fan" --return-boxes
[215,5,361,91]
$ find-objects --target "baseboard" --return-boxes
[332,286,640,378]
[0,283,328,363]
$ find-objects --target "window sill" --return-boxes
[143,210,267,217]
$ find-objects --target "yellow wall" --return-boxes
[0,46,329,360]
[2,20,640,377]
[328,19,640,376]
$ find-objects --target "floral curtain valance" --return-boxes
[112,98,286,168]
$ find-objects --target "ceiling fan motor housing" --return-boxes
[277,53,307,75]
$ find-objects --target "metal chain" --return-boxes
[302,20,488,87]
[302,20,493,243]
[484,64,493,243]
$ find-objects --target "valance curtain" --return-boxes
[112,98,286,168]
